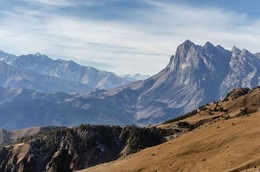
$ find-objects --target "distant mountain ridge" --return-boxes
[0,86,135,130]
[0,40,260,129]
[0,61,91,93]
[0,51,132,93]
[121,73,150,81]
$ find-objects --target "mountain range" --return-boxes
[0,51,139,93]
[1,40,260,129]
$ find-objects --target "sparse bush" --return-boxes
[223,87,250,101]
[176,121,191,128]
[162,109,198,124]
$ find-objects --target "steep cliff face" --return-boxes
[132,40,232,123]
[101,40,260,125]
[0,125,167,172]
[220,47,260,94]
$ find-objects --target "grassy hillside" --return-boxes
[80,87,260,172]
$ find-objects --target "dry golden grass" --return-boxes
[12,143,30,163]
[79,88,260,172]
[79,112,260,172]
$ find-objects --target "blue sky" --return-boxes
[0,0,260,75]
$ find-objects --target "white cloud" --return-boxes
[23,0,75,7]
[0,1,260,75]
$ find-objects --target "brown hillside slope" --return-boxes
[0,127,42,144]
[80,112,260,172]
[0,126,63,145]
[80,88,260,172]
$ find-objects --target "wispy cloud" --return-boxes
[23,0,75,7]
[0,0,260,75]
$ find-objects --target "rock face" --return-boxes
[0,125,166,172]
[1,40,260,129]
[91,40,260,125]
[0,52,130,93]
[220,47,260,94]
[128,41,233,124]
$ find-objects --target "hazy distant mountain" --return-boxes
[255,53,260,58]
[0,50,17,64]
[121,73,150,81]
[0,61,91,93]
[0,52,131,92]
[0,86,134,130]
[1,40,260,129]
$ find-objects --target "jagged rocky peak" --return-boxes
[175,39,197,56]
[169,40,222,71]
[168,40,198,69]
[203,41,226,54]
[231,46,242,55]
[230,47,254,61]
[0,50,17,64]
[241,48,252,56]
[203,41,215,49]
[255,53,260,58]
[231,47,251,57]
[18,53,52,64]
